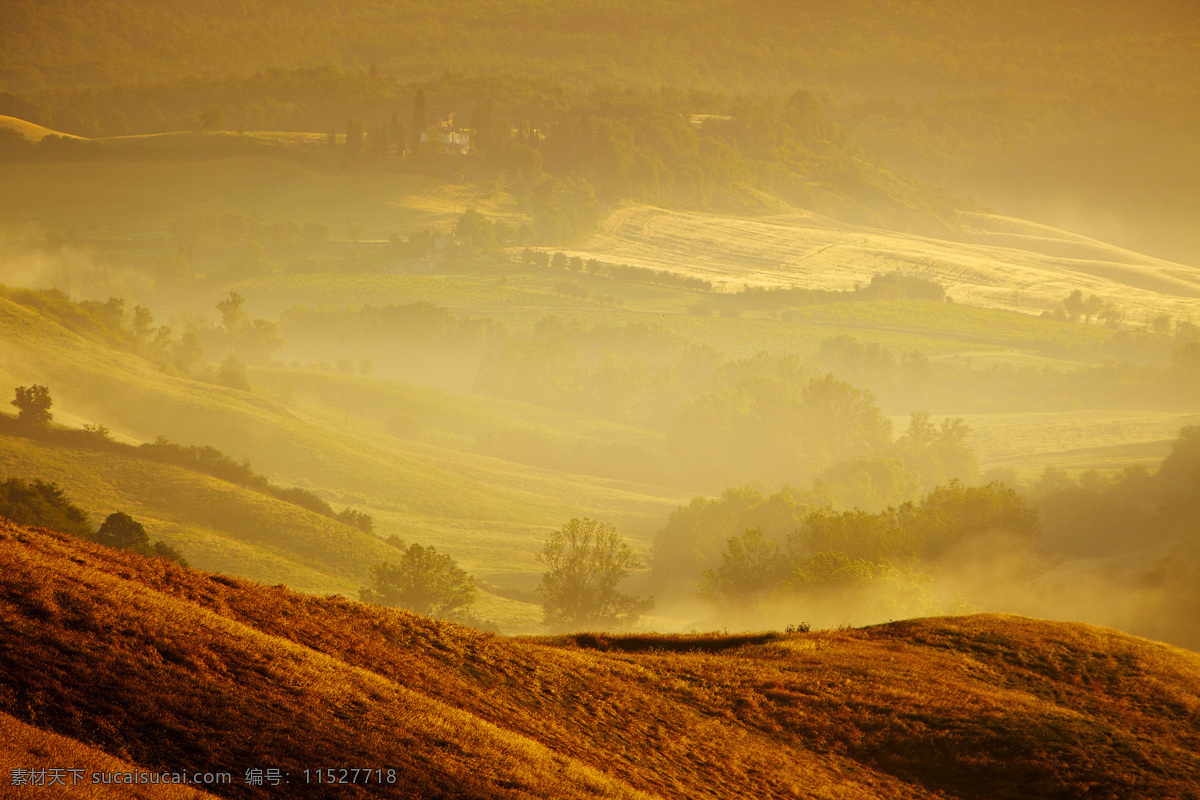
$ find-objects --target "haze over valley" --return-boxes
[1,2,1199,797]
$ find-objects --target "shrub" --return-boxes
[0,478,91,538]
[11,385,53,427]
[93,511,150,551]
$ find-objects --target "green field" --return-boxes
[951,410,1200,478]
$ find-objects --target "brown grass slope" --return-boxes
[2,520,1200,799]
[0,710,221,798]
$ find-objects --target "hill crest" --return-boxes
[0,114,81,141]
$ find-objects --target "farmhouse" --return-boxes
[420,110,471,155]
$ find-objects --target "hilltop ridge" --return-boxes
[2,518,1198,798]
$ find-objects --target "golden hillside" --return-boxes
[0,114,81,141]
[2,519,1198,799]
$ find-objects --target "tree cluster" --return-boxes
[689,480,1036,608]
[1044,289,1126,328]
[522,248,714,291]
[11,385,52,428]
[666,354,895,487]
[1028,427,1200,648]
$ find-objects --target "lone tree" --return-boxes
[360,543,476,620]
[538,517,652,630]
[93,510,188,566]
[215,291,245,331]
[94,511,150,551]
[11,385,52,427]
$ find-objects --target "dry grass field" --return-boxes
[2,519,1199,799]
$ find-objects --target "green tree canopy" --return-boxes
[700,527,785,605]
[360,544,476,620]
[668,354,893,487]
[0,478,90,538]
[11,385,53,427]
[538,517,652,630]
[454,209,500,258]
[93,511,151,551]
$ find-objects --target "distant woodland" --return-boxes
[2,0,1198,260]
[3,1,1194,94]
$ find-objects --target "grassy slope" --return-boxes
[0,146,1181,370]
[0,295,691,626]
[577,206,1200,322]
[0,295,683,527]
[0,157,514,241]
[3,520,1199,799]
[250,367,666,459]
[952,410,1200,473]
[248,270,1102,362]
[0,114,81,141]
[0,433,401,595]
[3,150,1190,338]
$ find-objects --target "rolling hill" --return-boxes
[2,6,1199,793]
[0,292,699,630]
[570,206,1200,323]
[2,519,1198,799]
[0,114,81,142]
[2,130,1194,327]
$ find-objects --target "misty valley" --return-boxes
[1,2,1199,798]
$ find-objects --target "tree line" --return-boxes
[358,515,650,633]
[647,425,1200,646]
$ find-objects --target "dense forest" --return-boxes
[4,0,1195,94]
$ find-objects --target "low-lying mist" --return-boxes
[644,432,1200,651]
